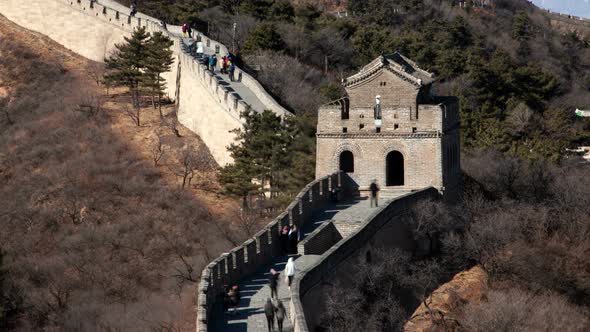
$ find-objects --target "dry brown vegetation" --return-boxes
[322,150,590,332]
[0,15,264,331]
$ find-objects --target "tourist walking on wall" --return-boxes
[130,1,137,16]
[229,62,236,82]
[284,257,296,289]
[370,180,379,207]
[280,226,289,255]
[264,298,275,332]
[181,23,188,38]
[227,285,240,314]
[269,268,280,298]
[221,56,228,74]
[288,225,300,255]
[272,299,286,332]
[203,54,210,70]
[187,25,193,38]
[209,55,217,73]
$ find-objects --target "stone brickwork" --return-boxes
[290,188,440,332]
[197,172,349,332]
[315,53,460,194]
[0,0,290,166]
[297,221,343,255]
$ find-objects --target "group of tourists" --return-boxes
[181,23,193,38]
[264,297,286,332]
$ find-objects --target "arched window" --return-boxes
[365,250,372,263]
[339,151,354,173]
[386,151,404,186]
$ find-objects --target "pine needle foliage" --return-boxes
[103,27,175,124]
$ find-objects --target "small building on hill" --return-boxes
[315,52,461,196]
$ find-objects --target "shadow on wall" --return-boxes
[291,188,441,332]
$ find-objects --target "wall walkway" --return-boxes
[289,188,440,332]
[0,0,290,165]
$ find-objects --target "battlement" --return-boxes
[289,188,441,331]
[196,172,350,331]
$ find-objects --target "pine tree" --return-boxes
[219,110,293,207]
[104,27,151,125]
[145,31,174,118]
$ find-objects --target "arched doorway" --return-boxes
[386,151,404,186]
[339,151,354,173]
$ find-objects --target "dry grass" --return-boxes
[0,14,258,331]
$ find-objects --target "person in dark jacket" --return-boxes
[229,62,236,81]
[272,298,286,332]
[288,225,300,255]
[269,268,280,299]
[279,226,289,256]
[227,285,240,315]
[264,298,275,332]
[370,180,379,208]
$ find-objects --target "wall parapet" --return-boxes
[196,172,347,332]
[289,188,440,332]
[297,221,343,255]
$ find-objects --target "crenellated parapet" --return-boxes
[289,188,441,332]
[196,172,347,332]
[0,0,291,165]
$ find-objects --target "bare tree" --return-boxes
[234,207,259,237]
[168,145,197,189]
[0,95,13,125]
[86,62,105,89]
[122,104,141,126]
[150,131,167,166]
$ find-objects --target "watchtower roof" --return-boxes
[344,52,435,88]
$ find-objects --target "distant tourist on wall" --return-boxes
[209,54,217,73]
[272,298,286,332]
[203,54,210,70]
[181,23,188,38]
[370,180,379,207]
[229,62,236,82]
[187,25,193,38]
[129,0,137,16]
[288,224,300,255]
[221,56,227,74]
[227,285,240,314]
[280,226,289,255]
[269,268,280,298]
[284,257,296,289]
[264,298,275,332]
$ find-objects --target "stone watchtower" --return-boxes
[315,52,461,195]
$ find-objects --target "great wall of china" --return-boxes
[0,2,450,331]
[0,0,289,166]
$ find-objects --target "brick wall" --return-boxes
[298,222,343,255]
[196,172,352,332]
[289,188,440,332]
[346,70,420,110]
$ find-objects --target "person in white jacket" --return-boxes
[284,257,296,289]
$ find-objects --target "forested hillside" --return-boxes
[127,0,590,162]
[0,15,251,330]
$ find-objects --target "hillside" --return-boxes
[0,14,257,331]
[127,0,590,162]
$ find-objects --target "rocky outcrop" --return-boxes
[404,265,488,332]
